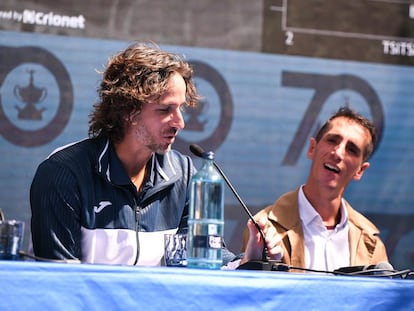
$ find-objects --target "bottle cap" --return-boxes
[203,151,214,160]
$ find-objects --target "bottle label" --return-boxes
[193,235,222,249]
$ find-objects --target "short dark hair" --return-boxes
[88,42,199,143]
[314,106,377,161]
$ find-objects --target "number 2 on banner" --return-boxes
[285,31,294,46]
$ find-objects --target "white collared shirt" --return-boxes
[298,186,350,271]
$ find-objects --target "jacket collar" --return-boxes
[269,187,380,234]
[96,138,180,187]
[268,188,301,230]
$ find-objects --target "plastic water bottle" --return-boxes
[187,151,224,269]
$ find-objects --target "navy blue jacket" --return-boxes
[30,137,196,265]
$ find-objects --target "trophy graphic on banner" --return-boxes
[14,69,47,120]
[185,99,209,131]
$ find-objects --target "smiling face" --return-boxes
[129,72,186,154]
[306,116,372,196]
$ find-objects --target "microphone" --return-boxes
[270,261,412,279]
[189,144,277,271]
[333,262,403,278]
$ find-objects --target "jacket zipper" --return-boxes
[133,199,140,265]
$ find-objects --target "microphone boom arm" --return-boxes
[212,162,269,262]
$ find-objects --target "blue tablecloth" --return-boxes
[0,260,413,310]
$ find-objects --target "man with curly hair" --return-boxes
[30,43,233,266]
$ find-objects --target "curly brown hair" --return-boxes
[88,42,199,143]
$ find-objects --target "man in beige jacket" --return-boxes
[241,106,389,272]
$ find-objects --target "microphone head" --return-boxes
[363,262,395,277]
[362,262,394,272]
[372,262,395,276]
[374,262,394,271]
[189,144,206,158]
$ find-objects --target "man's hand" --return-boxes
[241,217,284,264]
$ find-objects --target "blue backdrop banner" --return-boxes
[1,30,413,269]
